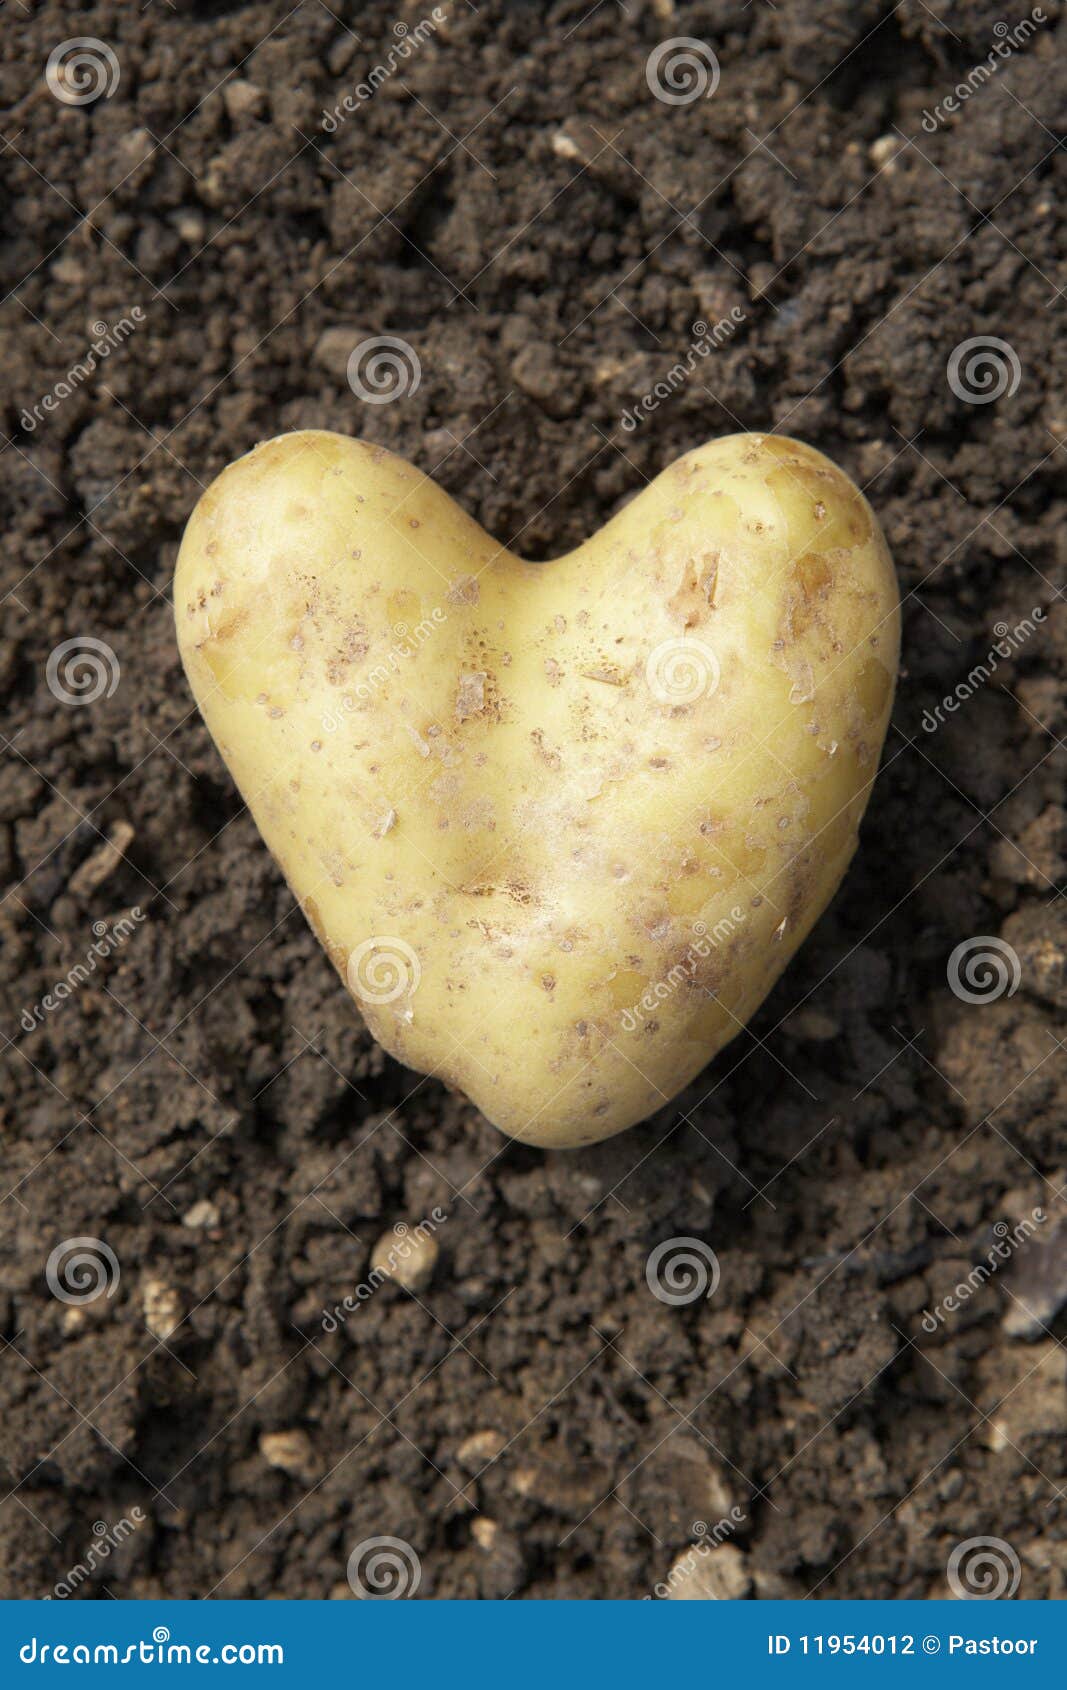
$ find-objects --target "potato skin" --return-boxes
[175,430,899,1149]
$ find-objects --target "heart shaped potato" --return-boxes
[175,430,898,1149]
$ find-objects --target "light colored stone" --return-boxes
[143,1280,181,1340]
[662,1542,751,1600]
[175,209,205,244]
[182,1199,220,1230]
[223,80,265,123]
[68,821,135,898]
[869,134,902,171]
[472,1517,498,1550]
[370,1223,439,1293]
[782,1005,840,1041]
[118,129,155,171]
[983,1342,1065,1450]
[259,1429,321,1483]
[457,1429,506,1472]
[313,327,366,382]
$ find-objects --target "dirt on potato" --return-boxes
[1,0,1065,1601]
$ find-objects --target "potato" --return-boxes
[175,430,898,1149]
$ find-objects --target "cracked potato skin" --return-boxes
[175,430,899,1148]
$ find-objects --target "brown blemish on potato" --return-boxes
[325,621,370,685]
[201,608,247,647]
[853,657,892,724]
[456,671,487,721]
[668,551,719,628]
[531,728,562,770]
[448,576,480,605]
[785,552,833,641]
[579,661,630,686]
[302,895,323,937]
[460,797,496,831]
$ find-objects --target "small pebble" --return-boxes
[457,1429,506,1472]
[259,1429,321,1483]
[143,1280,182,1340]
[68,820,135,898]
[182,1199,221,1230]
[370,1224,439,1294]
[663,1542,751,1600]
[313,326,369,383]
[868,134,902,172]
[223,80,265,123]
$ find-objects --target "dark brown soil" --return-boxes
[1,0,1065,1601]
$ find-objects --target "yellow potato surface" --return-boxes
[175,430,899,1148]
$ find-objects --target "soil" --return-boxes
[1,0,1065,1602]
